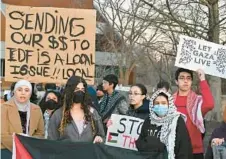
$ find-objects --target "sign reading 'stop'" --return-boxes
[5,5,96,84]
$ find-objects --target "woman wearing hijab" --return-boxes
[39,90,62,139]
[1,80,44,159]
[205,107,226,159]
[136,90,193,159]
[48,76,105,143]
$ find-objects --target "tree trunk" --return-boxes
[205,1,222,121]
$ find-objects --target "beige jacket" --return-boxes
[1,99,44,151]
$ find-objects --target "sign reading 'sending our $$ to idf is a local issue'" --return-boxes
[175,35,226,79]
[5,5,96,84]
[105,114,144,151]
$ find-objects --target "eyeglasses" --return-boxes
[128,92,142,96]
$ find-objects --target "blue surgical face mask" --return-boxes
[152,104,168,117]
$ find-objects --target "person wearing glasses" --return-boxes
[173,68,214,159]
[48,76,105,143]
[127,84,150,119]
[106,84,149,128]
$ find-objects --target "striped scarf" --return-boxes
[100,91,123,118]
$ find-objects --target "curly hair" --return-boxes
[58,76,96,136]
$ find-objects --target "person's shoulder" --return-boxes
[2,98,15,108]
[89,107,101,119]
[115,91,126,99]
[177,115,185,123]
[31,102,41,109]
[50,107,63,119]
[53,107,63,114]
[30,103,43,115]
[144,117,151,124]
[90,107,98,115]
[176,115,187,129]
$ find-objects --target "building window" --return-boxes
[0,59,5,77]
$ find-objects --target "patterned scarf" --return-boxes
[149,90,183,159]
[100,91,123,119]
[173,90,205,133]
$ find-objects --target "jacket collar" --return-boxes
[5,99,41,135]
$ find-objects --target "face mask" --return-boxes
[73,91,85,103]
[44,99,58,110]
[153,104,168,117]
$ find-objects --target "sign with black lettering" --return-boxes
[5,5,96,84]
[105,114,144,151]
[175,35,226,79]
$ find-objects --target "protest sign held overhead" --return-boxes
[175,35,226,79]
[5,5,96,84]
[105,114,144,151]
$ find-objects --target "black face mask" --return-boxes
[44,99,58,110]
[73,91,85,103]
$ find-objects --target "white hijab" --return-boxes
[13,80,32,134]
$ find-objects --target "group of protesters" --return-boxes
[1,67,226,159]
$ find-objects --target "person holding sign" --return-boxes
[1,80,44,159]
[136,90,193,159]
[48,76,105,143]
[173,68,214,159]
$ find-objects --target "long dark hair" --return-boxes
[39,90,62,114]
[58,76,96,135]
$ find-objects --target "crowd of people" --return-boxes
[1,68,226,159]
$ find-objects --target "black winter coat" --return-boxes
[136,116,193,159]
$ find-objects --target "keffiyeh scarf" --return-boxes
[149,90,183,159]
[100,91,124,119]
[173,90,204,133]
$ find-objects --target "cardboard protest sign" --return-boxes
[175,35,226,79]
[5,5,96,84]
[105,114,144,151]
